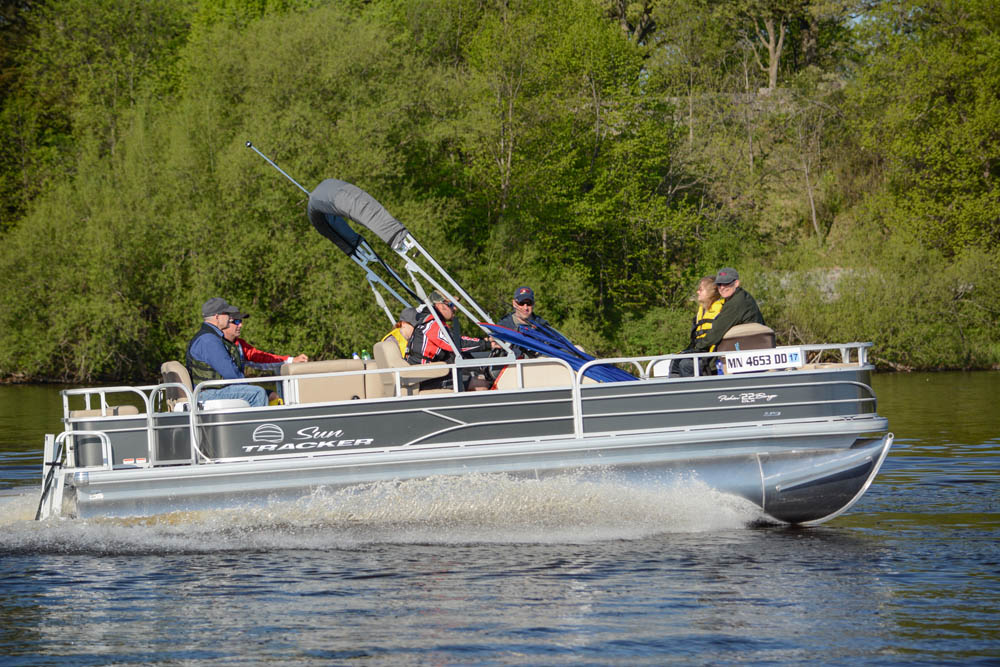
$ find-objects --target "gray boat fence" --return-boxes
[54,342,875,469]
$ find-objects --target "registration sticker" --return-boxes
[724,348,804,373]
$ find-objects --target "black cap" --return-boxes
[201,297,232,317]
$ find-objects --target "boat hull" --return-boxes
[67,419,891,524]
[48,361,892,526]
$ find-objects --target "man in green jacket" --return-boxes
[676,267,765,376]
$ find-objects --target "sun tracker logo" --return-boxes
[242,424,375,453]
[252,424,285,444]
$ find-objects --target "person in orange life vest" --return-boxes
[405,291,496,390]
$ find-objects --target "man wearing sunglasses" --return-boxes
[497,286,550,358]
[218,306,308,405]
[184,297,268,407]
[221,308,308,372]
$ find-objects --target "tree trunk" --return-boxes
[758,16,785,92]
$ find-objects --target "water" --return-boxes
[1,373,998,664]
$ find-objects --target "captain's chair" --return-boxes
[716,323,776,352]
[160,361,194,410]
[372,340,450,396]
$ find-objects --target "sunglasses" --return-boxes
[516,300,534,306]
[231,319,243,325]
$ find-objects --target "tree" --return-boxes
[846,0,1000,255]
[599,0,656,44]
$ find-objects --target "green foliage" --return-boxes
[845,0,1000,255]
[0,0,191,231]
[761,226,1000,369]
[1,0,998,381]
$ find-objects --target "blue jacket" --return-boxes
[186,323,244,382]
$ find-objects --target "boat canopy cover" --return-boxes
[308,179,409,252]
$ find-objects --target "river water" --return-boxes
[1,372,997,664]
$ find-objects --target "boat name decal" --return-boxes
[243,424,374,453]
[717,392,778,404]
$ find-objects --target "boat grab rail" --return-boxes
[629,341,873,380]
[61,384,155,419]
[55,342,877,468]
[61,385,160,467]
[59,428,113,471]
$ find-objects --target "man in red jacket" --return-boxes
[222,306,308,403]
[222,306,308,371]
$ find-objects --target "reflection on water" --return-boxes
[874,370,998,446]
[1,372,998,664]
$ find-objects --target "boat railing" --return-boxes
[55,342,876,468]
[60,384,156,417]
[596,340,874,382]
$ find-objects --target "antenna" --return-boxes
[245,141,309,195]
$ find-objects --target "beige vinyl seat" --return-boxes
[716,323,776,375]
[716,323,776,352]
[160,360,194,410]
[372,339,450,396]
[69,405,141,418]
[363,359,384,399]
[492,360,598,390]
[280,359,368,403]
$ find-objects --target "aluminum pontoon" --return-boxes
[35,171,892,525]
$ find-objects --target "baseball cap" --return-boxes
[714,268,740,285]
[429,290,457,305]
[201,297,232,317]
[400,307,421,326]
[513,286,534,303]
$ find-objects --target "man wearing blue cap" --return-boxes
[497,286,550,358]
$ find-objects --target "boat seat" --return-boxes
[492,361,596,390]
[715,323,776,352]
[281,359,366,403]
[372,340,450,396]
[363,359,384,399]
[160,360,194,410]
[69,405,141,418]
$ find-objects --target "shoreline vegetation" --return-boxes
[2,1,998,384]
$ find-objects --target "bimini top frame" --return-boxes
[249,143,510,357]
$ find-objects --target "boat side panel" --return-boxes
[70,427,891,524]
[72,414,191,468]
[197,388,576,458]
[580,369,876,434]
